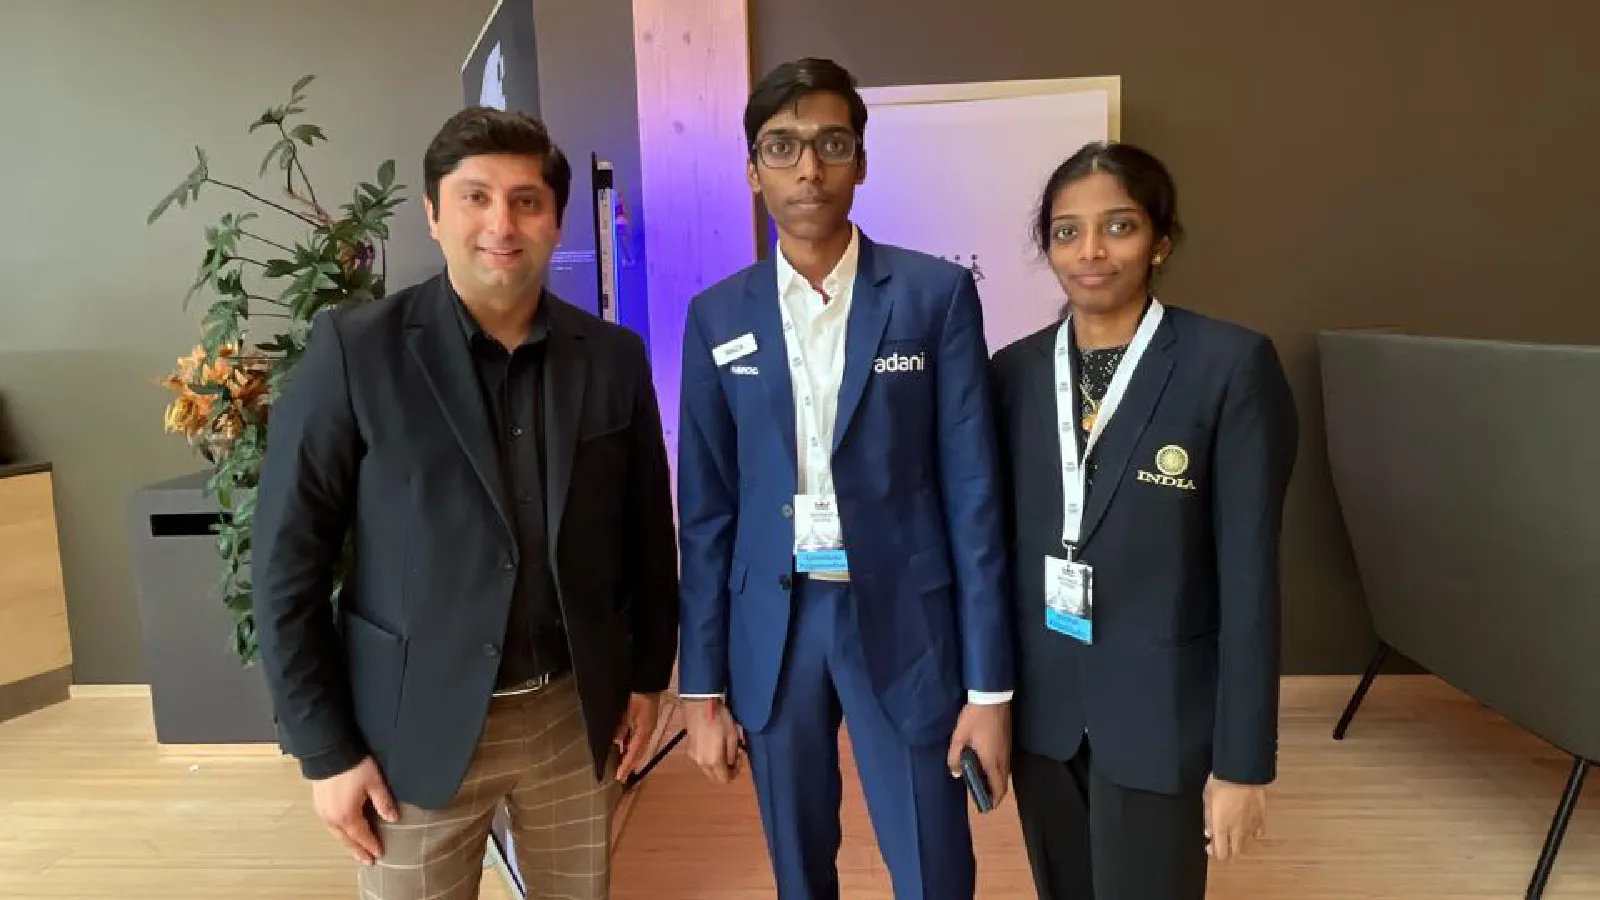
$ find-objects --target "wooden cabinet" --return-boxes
[0,464,72,722]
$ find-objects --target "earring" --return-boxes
[1152,255,1164,265]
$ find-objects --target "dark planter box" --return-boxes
[128,471,280,745]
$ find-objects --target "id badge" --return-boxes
[794,494,848,574]
[1044,555,1093,643]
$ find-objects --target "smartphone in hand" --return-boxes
[959,746,994,813]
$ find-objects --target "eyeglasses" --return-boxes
[752,128,860,168]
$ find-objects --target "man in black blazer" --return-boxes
[252,107,678,900]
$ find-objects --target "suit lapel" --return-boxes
[542,298,588,557]
[1077,313,1178,544]
[404,277,512,537]
[744,257,798,471]
[833,237,892,451]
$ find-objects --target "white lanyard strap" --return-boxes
[777,295,832,491]
[1054,299,1165,550]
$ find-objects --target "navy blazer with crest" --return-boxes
[989,303,1299,795]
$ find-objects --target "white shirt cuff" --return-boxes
[966,690,1013,705]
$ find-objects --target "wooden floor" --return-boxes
[0,675,1594,898]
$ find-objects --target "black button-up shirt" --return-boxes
[449,289,570,689]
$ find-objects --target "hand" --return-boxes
[1203,776,1267,862]
[310,756,398,865]
[683,697,744,784]
[612,692,662,781]
[945,702,1012,808]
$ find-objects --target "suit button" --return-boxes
[483,644,499,657]
[779,574,792,590]
[502,558,514,572]
[781,504,794,518]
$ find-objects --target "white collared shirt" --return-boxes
[775,224,858,500]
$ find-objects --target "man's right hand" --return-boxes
[683,698,744,783]
[311,755,398,865]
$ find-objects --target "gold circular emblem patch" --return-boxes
[1156,445,1189,476]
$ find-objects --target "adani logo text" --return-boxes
[873,351,926,374]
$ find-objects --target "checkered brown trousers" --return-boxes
[357,676,619,899]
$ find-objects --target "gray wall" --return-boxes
[755,0,1600,674]
[0,0,496,682]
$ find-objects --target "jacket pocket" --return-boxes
[341,609,407,741]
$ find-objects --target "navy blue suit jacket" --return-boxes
[676,234,1013,745]
[990,305,1299,795]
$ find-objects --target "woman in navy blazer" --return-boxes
[989,142,1299,899]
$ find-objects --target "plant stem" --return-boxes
[246,293,292,309]
[241,230,294,253]
[278,123,321,209]
[207,177,319,227]
[234,256,267,268]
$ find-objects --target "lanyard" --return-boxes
[777,292,836,493]
[1054,299,1165,552]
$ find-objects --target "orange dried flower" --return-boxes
[158,341,273,457]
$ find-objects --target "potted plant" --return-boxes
[152,75,406,664]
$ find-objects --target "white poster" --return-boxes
[851,81,1117,355]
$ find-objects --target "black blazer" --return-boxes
[990,304,1298,796]
[252,274,679,810]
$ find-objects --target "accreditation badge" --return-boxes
[794,494,848,574]
[1044,555,1093,643]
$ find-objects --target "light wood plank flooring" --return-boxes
[1,675,1594,898]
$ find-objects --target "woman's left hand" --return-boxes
[1203,776,1267,862]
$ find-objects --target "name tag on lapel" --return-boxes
[712,333,758,366]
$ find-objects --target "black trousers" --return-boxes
[1012,740,1208,900]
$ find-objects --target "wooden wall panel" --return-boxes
[631,0,756,452]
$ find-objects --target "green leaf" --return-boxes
[223,588,255,615]
[249,108,285,133]
[147,194,176,225]
[262,258,298,279]
[202,297,243,350]
[292,74,315,95]
[214,269,247,299]
[378,159,395,189]
[147,147,210,225]
[255,332,299,354]
[290,123,326,146]
[259,138,294,177]
[211,213,251,259]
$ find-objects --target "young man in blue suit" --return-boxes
[674,57,1014,900]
